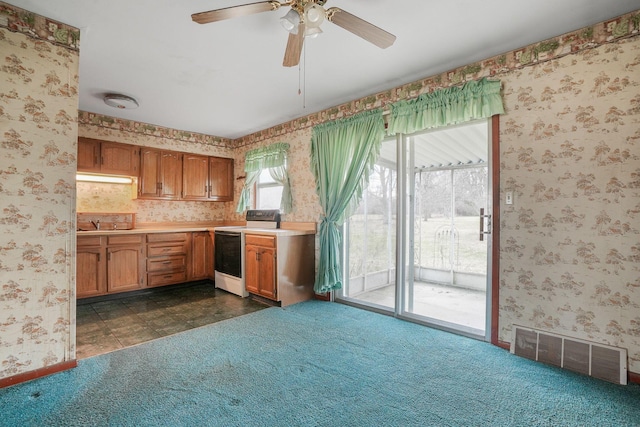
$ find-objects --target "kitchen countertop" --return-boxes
[242,228,315,236]
[77,226,212,236]
[77,225,316,236]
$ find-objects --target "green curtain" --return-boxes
[235,170,261,213]
[269,166,293,213]
[310,109,385,293]
[236,142,291,213]
[387,78,504,134]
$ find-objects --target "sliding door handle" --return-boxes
[479,208,491,241]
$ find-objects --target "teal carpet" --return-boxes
[2,301,639,426]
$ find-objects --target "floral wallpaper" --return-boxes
[0,8,79,380]
[498,36,640,373]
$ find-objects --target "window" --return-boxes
[236,142,292,214]
[256,168,284,210]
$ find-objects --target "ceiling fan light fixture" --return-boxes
[279,9,300,34]
[103,93,139,109]
[304,26,322,39]
[304,4,325,28]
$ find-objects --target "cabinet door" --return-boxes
[77,138,101,172]
[245,244,260,294]
[160,151,183,200]
[189,231,212,280]
[245,242,277,300]
[182,154,209,200]
[101,142,139,176]
[107,246,143,293]
[208,157,234,201]
[258,247,276,300]
[77,246,106,298]
[139,148,161,198]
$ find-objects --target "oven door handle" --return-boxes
[214,231,242,237]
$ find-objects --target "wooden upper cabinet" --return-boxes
[183,155,234,201]
[161,151,183,200]
[182,154,210,200]
[139,148,162,198]
[138,148,183,200]
[77,137,139,176]
[77,138,101,172]
[208,157,234,201]
[79,137,232,202]
[100,141,139,176]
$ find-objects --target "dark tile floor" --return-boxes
[76,281,268,359]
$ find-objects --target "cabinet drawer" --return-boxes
[147,232,188,243]
[107,234,143,245]
[147,244,186,256]
[147,255,186,272]
[245,234,276,248]
[78,236,103,247]
[148,271,187,287]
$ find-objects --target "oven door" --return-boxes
[214,230,242,278]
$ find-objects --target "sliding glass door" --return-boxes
[339,119,492,339]
[343,140,397,311]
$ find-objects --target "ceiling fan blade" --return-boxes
[192,1,284,24]
[326,7,396,49]
[283,24,305,67]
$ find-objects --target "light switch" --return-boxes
[506,191,513,205]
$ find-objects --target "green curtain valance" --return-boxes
[244,142,290,172]
[387,78,504,135]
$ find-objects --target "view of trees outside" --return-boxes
[415,166,488,274]
[349,164,488,283]
[348,164,397,279]
[347,126,490,300]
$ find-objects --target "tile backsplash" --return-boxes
[77,212,136,231]
[76,181,228,223]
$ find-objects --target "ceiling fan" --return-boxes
[191,1,396,67]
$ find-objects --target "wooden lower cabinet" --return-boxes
[107,245,144,293]
[77,237,106,298]
[245,235,277,300]
[189,231,213,281]
[77,230,215,299]
[146,232,188,287]
[77,234,144,298]
[244,232,316,306]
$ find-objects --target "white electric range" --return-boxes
[213,210,281,297]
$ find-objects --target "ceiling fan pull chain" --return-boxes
[302,43,307,109]
[298,59,302,96]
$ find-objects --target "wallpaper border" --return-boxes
[77,111,233,148]
[0,2,80,51]
[73,9,640,147]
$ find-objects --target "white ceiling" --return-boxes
[7,1,640,140]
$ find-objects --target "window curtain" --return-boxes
[310,109,385,293]
[236,142,292,213]
[269,166,293,213]
[387,78,504,135]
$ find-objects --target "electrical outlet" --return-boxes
[506,191,513,205]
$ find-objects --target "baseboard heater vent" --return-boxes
[510,325,627,385]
